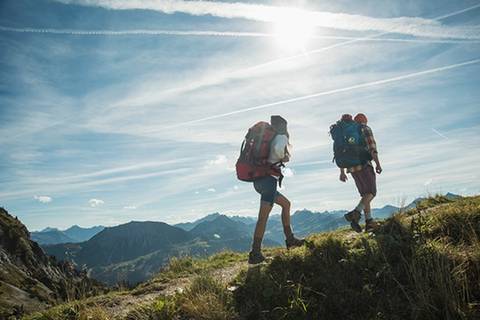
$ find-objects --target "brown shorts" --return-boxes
[351,165,377,196]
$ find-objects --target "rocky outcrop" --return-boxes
[0,208,104,317]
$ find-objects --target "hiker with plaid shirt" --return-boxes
[340,113,382,232]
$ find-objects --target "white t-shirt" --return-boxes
[268,134,289,164]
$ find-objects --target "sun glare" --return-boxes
[273,13,315,52]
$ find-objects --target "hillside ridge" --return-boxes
[0,208,104,318]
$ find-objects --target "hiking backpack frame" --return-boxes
[236,121,282,182]
[330,120,371,168]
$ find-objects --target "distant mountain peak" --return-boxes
[32,224,105,245]
[446,192,462,199]
[189,214,251,240]
[40,227,59,233]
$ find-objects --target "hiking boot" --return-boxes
[248,251,266,264]
[365,219,379,232]
[285,236,305,249]
[344,210,362,233]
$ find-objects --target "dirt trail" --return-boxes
[100,262,247,319]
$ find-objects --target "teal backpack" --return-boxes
[330,120,371,168]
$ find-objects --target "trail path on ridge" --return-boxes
[98,261,247,319]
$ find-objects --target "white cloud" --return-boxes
[55,0,480,39]
[207,155,228,166]
[88,198,105,207]
[233,185,239,191]
[424,179,433,186]
[123,205,137,210]
[207,188,216,193]
[283,168,295,178]
[33,195,52,203]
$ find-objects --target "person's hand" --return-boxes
[340,171,348,182]
[376,165,383,174]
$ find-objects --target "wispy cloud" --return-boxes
[27,1,475,116]
[56,0,480,39]
[33,195,52,203]
[150,58,480,131]
[0,167,192,200]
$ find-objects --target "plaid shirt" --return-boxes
[347,125,378,173]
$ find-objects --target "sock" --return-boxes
[251,237,263,253]
[283,225,294,240]
[364,211,372,221]
[355,201,365,213]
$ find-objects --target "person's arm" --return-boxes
[339,167,347,182]
[363,126,382,174]
[372,151,382,174]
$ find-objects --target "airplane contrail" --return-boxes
[147,58,480,131]
[0,26,272,37]
[432,128,449,139]
[1,25,478,45]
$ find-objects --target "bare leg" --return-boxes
[361,193,375,221]
[252,201,274,252]
[275,194,293,239]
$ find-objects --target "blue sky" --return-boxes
[1,0,479,231]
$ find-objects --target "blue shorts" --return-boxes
[253,176,282,205]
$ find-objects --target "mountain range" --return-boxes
[43,215,280,285]
[30,225,105,245]
[39,193,461,286]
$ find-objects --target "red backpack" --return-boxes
[235,121,282,182]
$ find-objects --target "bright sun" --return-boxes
[273,14,315,52]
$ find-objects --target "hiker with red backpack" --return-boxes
[330,113,381,233]
[236,115,305,264]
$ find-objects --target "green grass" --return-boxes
[25,302,110,320]
[234,195,480,320]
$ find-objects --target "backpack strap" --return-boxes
[270,161,285,187]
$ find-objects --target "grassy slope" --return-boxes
[25,195,480,320]
[234,195,480,320]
